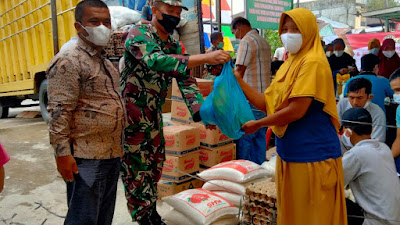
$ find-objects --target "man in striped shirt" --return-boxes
[231,17,271,164]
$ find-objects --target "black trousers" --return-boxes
[65,157,121,225]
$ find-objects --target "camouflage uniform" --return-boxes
[120,24,203,221]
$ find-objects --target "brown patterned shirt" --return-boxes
[47,38,124,159]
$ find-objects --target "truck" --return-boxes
[0,0,205,122]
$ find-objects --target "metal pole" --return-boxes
[216,0,221,32]
[297,0,300,8]
[385,18,389,32]
[385,0,389,8]
[50,0,59,55]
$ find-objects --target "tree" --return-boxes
[367,0,400,11]
[263,29,282,56]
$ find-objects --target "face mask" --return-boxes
[334,50,344,57]
[383,50,396,58]
[393,94,400,104]
[342,128,354,148]
[326,51,332,57]
[217,42,224,50]
[280,33,303,54]
[158,13,180,34]
[369,48,379,55]
[80,24,111,47]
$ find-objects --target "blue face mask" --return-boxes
[393,94,400,104]
[369,48,379,55]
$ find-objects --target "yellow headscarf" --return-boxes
[368,38,380,50]
[264,8,340,138]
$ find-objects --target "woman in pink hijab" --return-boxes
[378,38,400,79]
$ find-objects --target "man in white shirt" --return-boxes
[273,46,286,61]
[341,107,400,225]
[337,78,386,153]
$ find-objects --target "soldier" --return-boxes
[120,0,231,224]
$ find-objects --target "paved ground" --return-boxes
[0,104,172,224]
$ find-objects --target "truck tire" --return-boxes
[39,79,49,123]
[0,106,9,118]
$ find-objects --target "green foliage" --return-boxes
[367,0,400,11]
[263,29,282,55]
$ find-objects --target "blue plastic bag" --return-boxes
[200,62,255,139]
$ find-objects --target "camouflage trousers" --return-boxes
[120,130,165,221]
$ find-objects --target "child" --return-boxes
[0,141,10,192]
[389,68,400,175]
[342,107,400,225]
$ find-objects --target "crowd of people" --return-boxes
[1,0,400,225]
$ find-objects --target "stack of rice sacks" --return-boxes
[162,188,239,225]
[198,160,270,207]
[243,181,277,225]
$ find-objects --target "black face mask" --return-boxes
[158,13,180,34]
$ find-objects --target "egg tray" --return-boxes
[246,181,277,199]
[242,214,277,225]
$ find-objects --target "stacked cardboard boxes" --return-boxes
[169,78,236,172]
[159,124,203,199]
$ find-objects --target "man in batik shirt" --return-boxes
[120,0,231,224]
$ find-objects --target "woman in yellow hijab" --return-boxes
[368,38,381,55]
[234,8,347,225]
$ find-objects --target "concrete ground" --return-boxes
[0,103,172,225]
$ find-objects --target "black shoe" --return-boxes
[138,207,166,225]
[149,207,166,225]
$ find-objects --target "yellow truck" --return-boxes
[0,0,206,121]
[0,0,78,121]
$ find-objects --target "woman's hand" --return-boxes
[241,120,262,135]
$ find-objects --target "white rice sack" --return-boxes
[164,209,238,225]
[212,191,242,207]
[261,155,277,177]
[176,18,187,28]
[109,6,141,28]
[198,160,269,183]
[202,177,271,195]
[163,188,238,225]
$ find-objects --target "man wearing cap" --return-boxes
[338,78,386,153]
[341,107,400,225]
[120,0,231,224]
[344,53,394,113]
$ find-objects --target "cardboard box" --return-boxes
[163,124,200,155]
[190,122,233,148]
[158,178,204,199]
[171,78,214,100]
[199,143,236,168]
[171,100,193,124]
[162,151,200,180]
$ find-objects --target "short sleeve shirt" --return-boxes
[236,29,271,93]
[395,105,400,173]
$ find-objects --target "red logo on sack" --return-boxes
[189,193,210,203]
[184,158,195,170]
[164,134,175,147]
[186,134,196,145]
[199,151,209,162]
[163,159,174,172]
[176,106,187,117]
[207,199,223,208]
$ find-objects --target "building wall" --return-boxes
[299,0,364,28]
